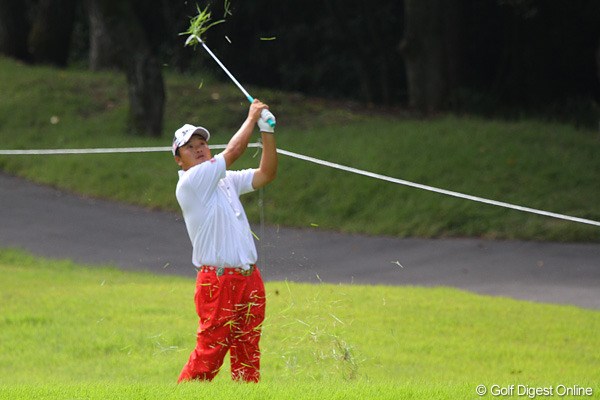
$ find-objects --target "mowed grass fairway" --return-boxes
[1,249,599,399]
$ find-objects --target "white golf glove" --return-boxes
[257,109,276,133]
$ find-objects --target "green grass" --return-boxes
[0,57,599,241]
[1,249,599,399]
[0,382,470,400]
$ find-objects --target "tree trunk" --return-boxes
[86,0,121,70]
[125,50,165,138]
[85,0,165,137]
[0,0,30,61]
[597,37,600,130]
[597,37,600,88]
[28,0,77,67]
[399,0,462,113]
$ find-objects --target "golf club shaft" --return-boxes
[200,41,275,127]
[201,42,252,101]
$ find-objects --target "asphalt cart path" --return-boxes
[1,172,599,309]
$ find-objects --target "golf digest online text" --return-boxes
[475,384,594,398]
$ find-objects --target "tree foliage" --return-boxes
[28,0,77,66]
[0,0,31,61]
[0,0,598,126]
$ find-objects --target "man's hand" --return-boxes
[248,99,268,122]
[257,110,276,133]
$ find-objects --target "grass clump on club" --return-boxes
[180,3,225,47]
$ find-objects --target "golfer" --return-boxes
[173,99,277,383]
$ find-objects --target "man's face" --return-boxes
[174,135,212,171]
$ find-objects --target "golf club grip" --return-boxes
[248,96,276,128]
[261,109,276,128]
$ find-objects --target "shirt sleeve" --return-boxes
[226,168,257,196]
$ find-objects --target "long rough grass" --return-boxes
[0,57,599,241]
[1,249,599,399]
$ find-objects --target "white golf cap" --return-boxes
[172,124,210,156]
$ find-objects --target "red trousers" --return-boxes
[178,265,266,383]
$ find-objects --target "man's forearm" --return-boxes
[223,99,269,168]
[222,116,258,167]
[229,117,256,152]
[260,132,277,178]
[251,132,277,189]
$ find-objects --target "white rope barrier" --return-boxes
[0,145,229,155]
[275,148,600,227]
[0,146,167,154]
[1,145,599,227]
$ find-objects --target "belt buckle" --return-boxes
[242,265,255,276]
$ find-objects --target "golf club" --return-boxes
[186,34,276,128]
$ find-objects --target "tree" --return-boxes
[86,0,165,137]
[597,38,600,89]
[323,0,404,105]
[399,0,463,114]
[0,0,31,61]
[28,0,78,66]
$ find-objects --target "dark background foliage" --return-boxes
[1,0,599,130]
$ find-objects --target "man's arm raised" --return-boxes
[252,131,277,189]
[221,99,266,168]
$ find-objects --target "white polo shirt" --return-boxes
[175,153,257,269]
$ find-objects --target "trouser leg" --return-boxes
[178,270,230,382]
[178,324,231,382]
[230,267,266,382]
